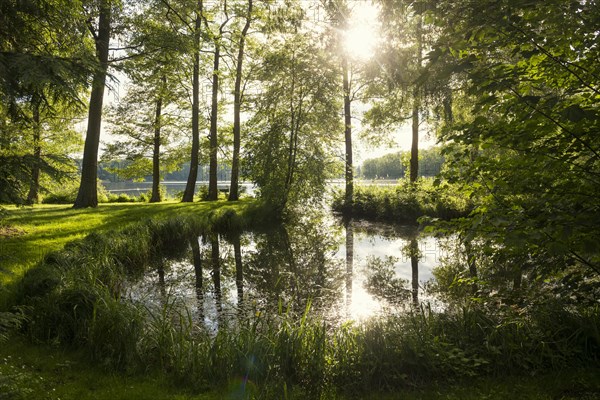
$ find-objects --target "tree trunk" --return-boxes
[409,15,422,184]
[342,56,353,208]
[26,99,41,204]
[150,77,164,203]
[207,42,220,201]
[229,0,252,201]
[182,1,203,202]
[74,0,111,208]
[410,97,419,183]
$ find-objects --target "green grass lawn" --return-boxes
[0,200,254,287]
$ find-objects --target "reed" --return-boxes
[12,210,600,397]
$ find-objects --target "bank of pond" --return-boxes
[7,208,600,398]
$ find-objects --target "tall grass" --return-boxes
[13,209,600,397]
[332,179,472,223]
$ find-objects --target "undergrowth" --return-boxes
[10,210,600,398]
[332,178,472,223]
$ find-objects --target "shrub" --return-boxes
[332,178,472,223]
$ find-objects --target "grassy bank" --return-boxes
[0,200,255,288]
[332,179,472,223]
[1,201,599,399]
[0,200,257,399]
[2,335,599,400]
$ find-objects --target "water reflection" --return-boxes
[411,238,419,305]
[232,233,244,310]
[210,234,223,321]
[344,219,353,318]
[190,236,204,319]
[126,217,445,326]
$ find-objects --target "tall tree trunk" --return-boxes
[410,95,419,183]
[409,15,422,184]
[342,56,353,208]
[26,99,41,204]
[150,77,164,203]
[229,0,252,201]
[182,1,203,202]
[74,0,111,208]
[207,42,220,201]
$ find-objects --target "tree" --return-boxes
[203,0,231,201]
[73,0,113,208]
[228,0,253,201]
[430,0,600,289]
[245,33,341,216]
[323,0,379,209]
[0,0,89,205]
[102,2,189,202]
[102,77,184,199]
[366,0,448,183]
[181,0,205,202]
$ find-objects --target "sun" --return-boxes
[342,2,380,61]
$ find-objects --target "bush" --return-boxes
[42,187,77,204]
[332,178,472,223]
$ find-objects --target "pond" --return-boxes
[126,217,448,328]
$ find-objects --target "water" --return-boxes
[126,217,447,327]
[102,181,256,197]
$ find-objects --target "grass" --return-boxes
[0,336,224,400]
[332,178,472,223]
[0,200,255,287]
[1,200,599,399]
[0,200,256,400]
[2,337,599,400]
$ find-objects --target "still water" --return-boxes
[126,217,446,327]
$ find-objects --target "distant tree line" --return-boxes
[361,147,443,180]
[95,160,232,183]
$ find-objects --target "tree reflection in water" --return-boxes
[344,218,354,318]
[128,215,442,327]
[190,236,204,320]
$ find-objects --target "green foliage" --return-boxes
[332,178,472,222]
[361,147,444,179]
[0,0,88,205]
[426,0,600,294]
[244,33,342,216]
